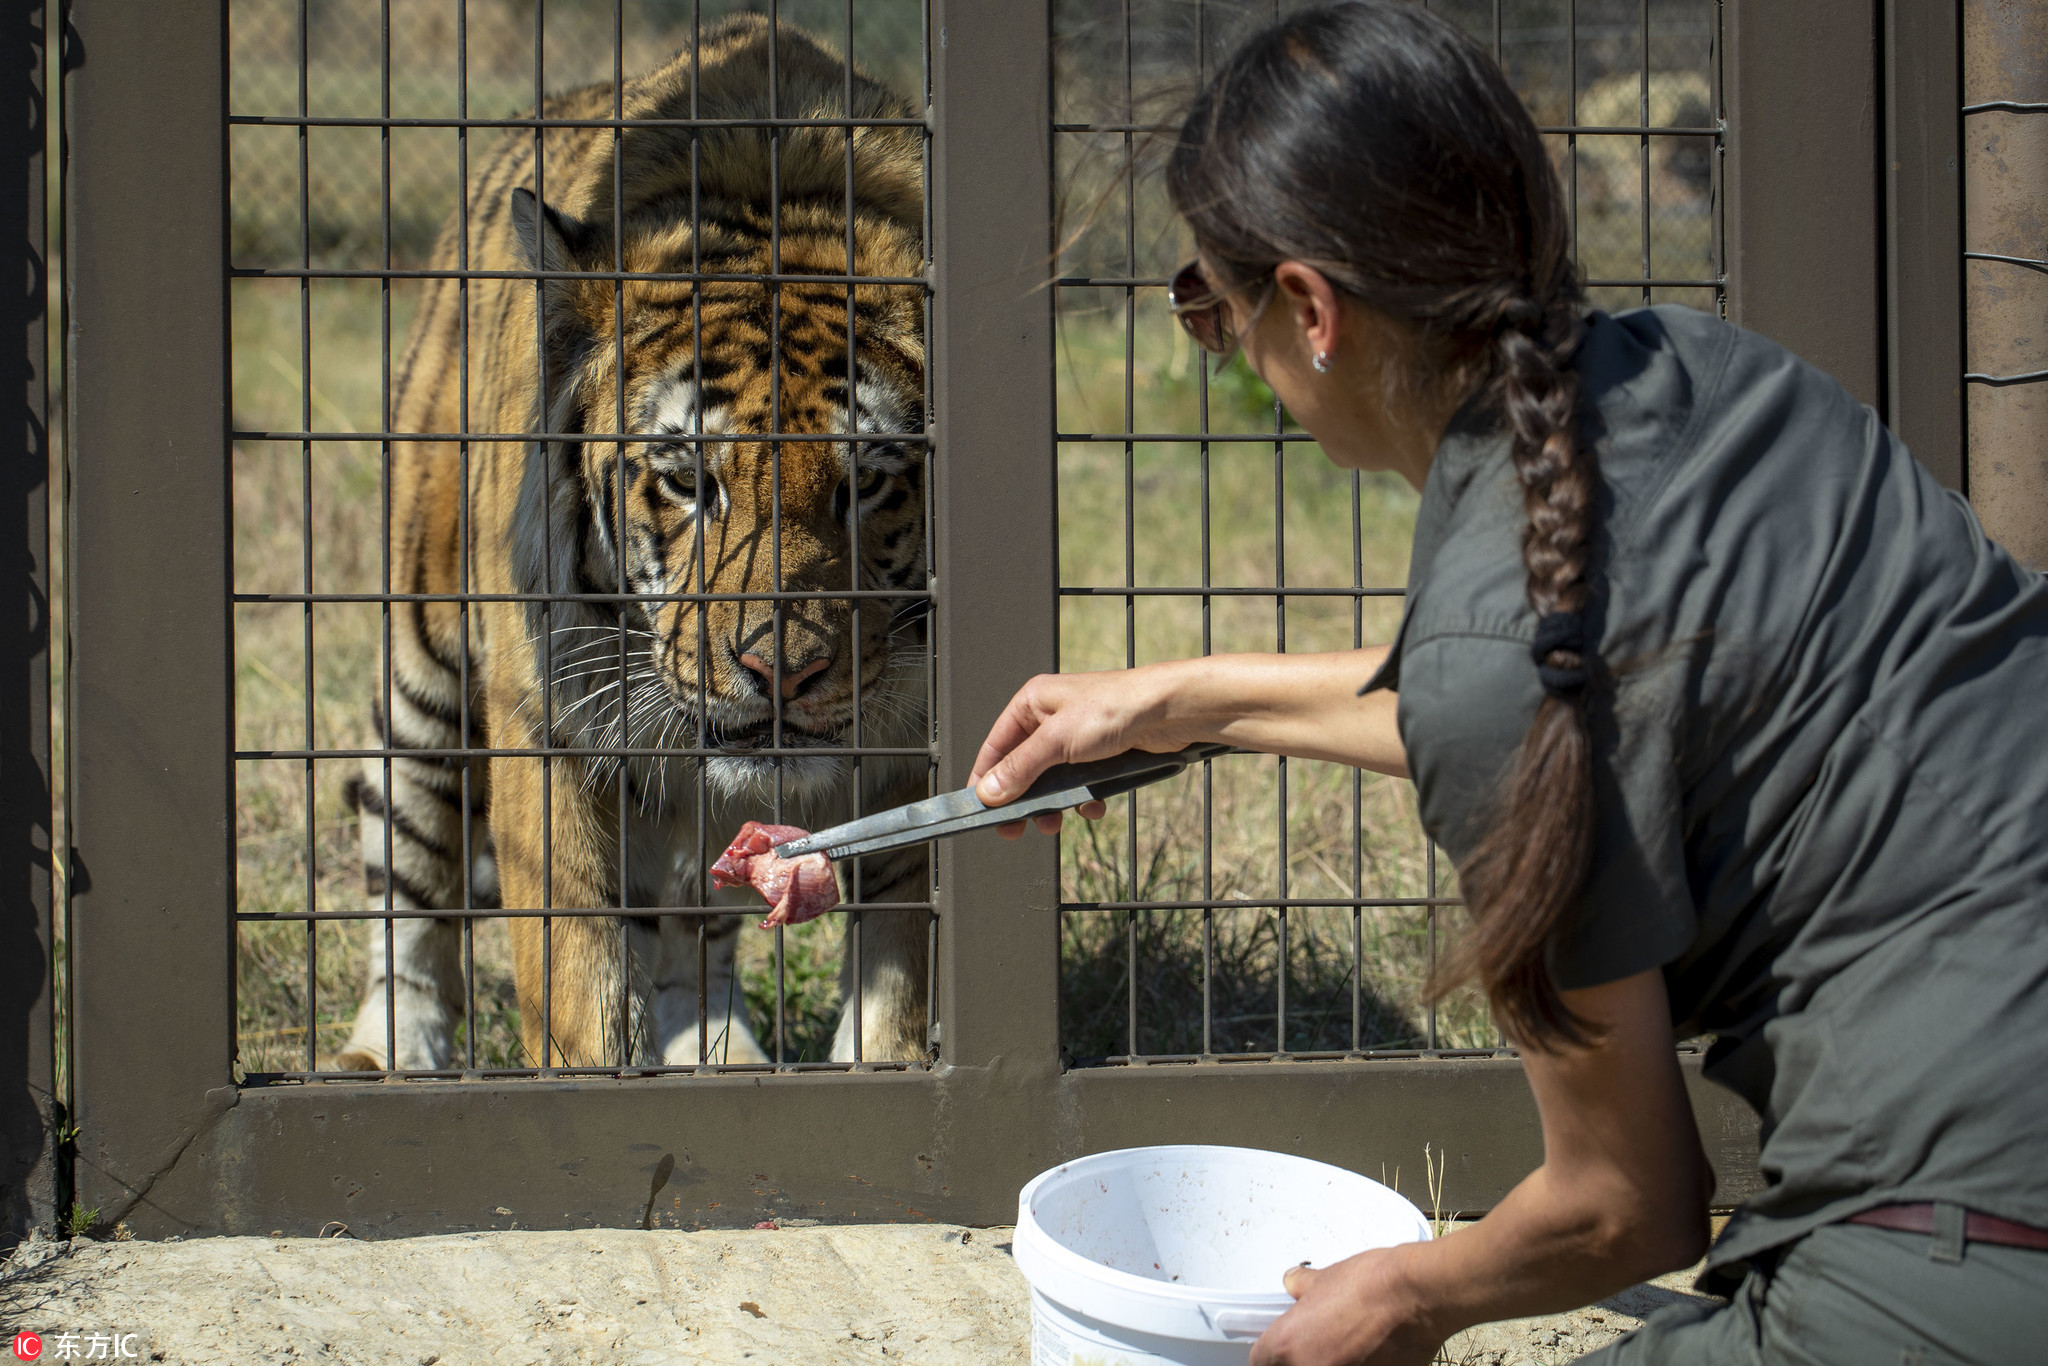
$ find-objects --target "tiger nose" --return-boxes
[738,652,830,700]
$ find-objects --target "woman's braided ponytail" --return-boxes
[1449,289,1602,1047]
[1169,2,1605,1048]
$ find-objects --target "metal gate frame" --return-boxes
[0,1,56,1253]
[49,0,1987,1239]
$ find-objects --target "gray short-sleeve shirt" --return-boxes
[1366,306,2048,1283]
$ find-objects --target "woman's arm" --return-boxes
[1254,969,1713,1365]
[970,649,1406,818]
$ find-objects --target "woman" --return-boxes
[970,5,2048,1363]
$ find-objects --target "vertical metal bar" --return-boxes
[1712,0,1726,321]
[1,0,57,1239]
[1350,468,1362,1053]
[1640,0,1652,305]
[767,0,789,1072]
[1426,839,1438,1051]
[841,0,860,1068]
[692,0,710,1069]
[296,0,322,1078]
[534,0,554,1073]
[454,0,476,1070]
[55,0,74,1148]
[1567,0,1580,276]
[1196,0,1214,1067]
[612,0,629,1071]
[1272,398,1285,1055]
[380,0,404,1074]
[1120,0,1137,1061]
[921,0,937,1062]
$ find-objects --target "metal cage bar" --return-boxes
[1052,1,1728,1068]
[214,2,938,1088]
[0,0,56,1246]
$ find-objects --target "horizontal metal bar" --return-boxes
[1059,275,1726,290]
[1538,124,1723,136]
[1057,585,1404,598]
[236,588,928,605]
[1964,369,2048,386]
[229,113,930,130]
[234,266,929,286]
[1050,121,1722,136]
[1062,896,1462,911]
[238,902,936,922]
[233,430,931,444]
[1583,277,1725,289]
[237,744,935,761]
[1965,251,2048,273]
[1056,431,1317,443]
[243,1060,930,1083]
[1962,101,2048,114]
[1077,1047,1516,1066]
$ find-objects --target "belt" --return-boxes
[1846,1203,2048,1252]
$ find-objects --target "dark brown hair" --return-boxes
[1167,2,1600,1048]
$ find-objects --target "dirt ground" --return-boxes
[1,1222,1723,1365]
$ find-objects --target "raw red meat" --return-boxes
[710,821,842,928]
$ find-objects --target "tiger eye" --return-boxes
[657,466,702,505]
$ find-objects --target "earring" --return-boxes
[1312,351,1332,373]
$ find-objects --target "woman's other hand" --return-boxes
[1252,1252,1441,1365]
[1253,972,1709,1363]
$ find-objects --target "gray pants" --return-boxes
[1580,1215,2048,1365]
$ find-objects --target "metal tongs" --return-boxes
[771,742,1240,861]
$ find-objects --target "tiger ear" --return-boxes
[509,187,592,359]
[509,186,583,276]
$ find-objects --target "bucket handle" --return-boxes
[1211,1308,1285,1341]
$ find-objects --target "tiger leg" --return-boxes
[336,752,494,1071]
[646,915,771,1066]
[495,750,644,1069]
[830,845,933,1063]
[335,584,494,1071]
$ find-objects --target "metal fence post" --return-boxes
[64,0,230,1235]
[1724,0,1884,409]
[927,0,1066,1180]
[1884,0,1965,490]
[0,0,56,1251]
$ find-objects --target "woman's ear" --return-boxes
[1271,261,1342,366]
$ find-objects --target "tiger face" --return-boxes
[512,190,928,803]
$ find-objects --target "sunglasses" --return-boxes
[1168,259,1273,357]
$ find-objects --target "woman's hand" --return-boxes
[967,649,1407,836]
[968,663,1205,836]
[1251,1250,1441,1366]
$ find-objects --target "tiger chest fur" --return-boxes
[336,16,932,1073]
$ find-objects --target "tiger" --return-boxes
[334,15,933,1073]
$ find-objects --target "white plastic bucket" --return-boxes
[1014,1145,1433,1366]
